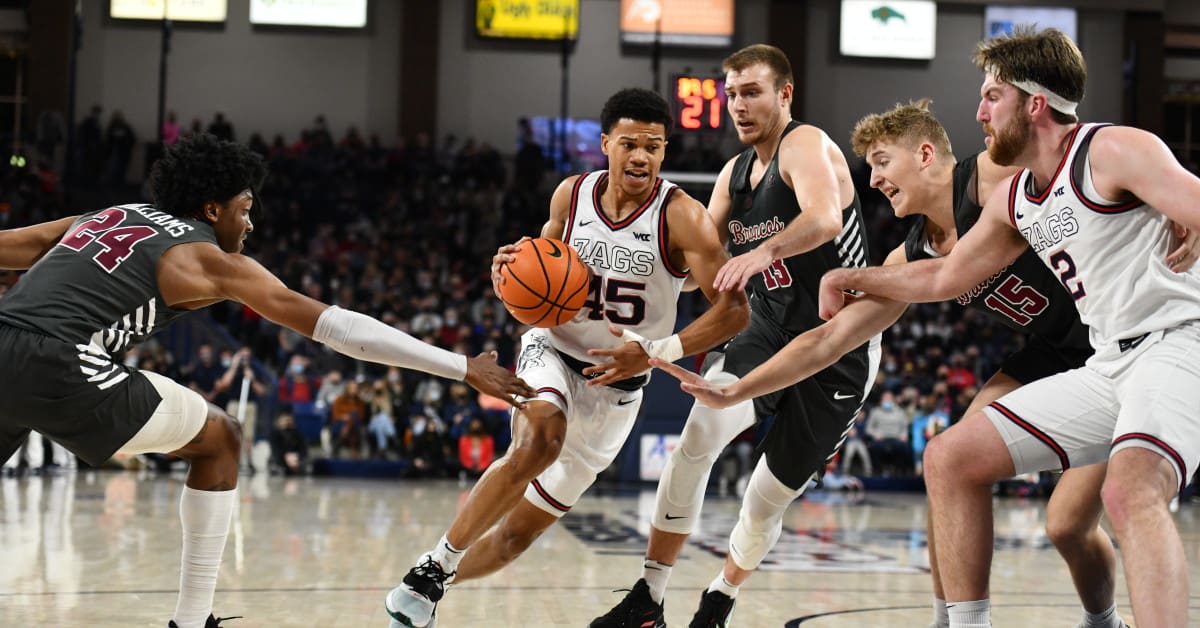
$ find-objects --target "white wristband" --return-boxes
[312,306,467,381]
[620,328,684,363]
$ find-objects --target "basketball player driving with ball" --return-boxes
[386,87,750,628]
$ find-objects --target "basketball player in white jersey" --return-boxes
[593,44,880,628]
[819,28,1200,628]
[385,88,750,628]
[647,98,1200,627]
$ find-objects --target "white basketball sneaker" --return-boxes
[384,553,454,627]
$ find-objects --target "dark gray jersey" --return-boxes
[727,121,869,335]
[0,204,218,357]
[903,154,1092,355]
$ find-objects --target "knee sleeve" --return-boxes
[653,366,756,534]
[727,457,809,571]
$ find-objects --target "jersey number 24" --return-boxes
[58,208,157,273]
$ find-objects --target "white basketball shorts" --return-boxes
[983,321,1200,493]
[514,329,644,517]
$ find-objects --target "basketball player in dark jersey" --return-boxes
[592,44,879,628]
[0,134,533,628]
[653,100,1199,627]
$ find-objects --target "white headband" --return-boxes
[1007,78,1079,116]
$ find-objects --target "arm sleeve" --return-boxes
[312,306,467,381]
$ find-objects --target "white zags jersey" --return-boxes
[548,171,688,364]
[1009,123,1200,360]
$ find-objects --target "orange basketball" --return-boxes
[497,238,592,328]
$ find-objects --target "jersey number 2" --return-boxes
[1050,251,1086,300]
[58,208,157,272]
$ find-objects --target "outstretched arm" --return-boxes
[653,246,910,408]
[713,125,845,292]
[159,244,536,406]
[0,215,79,269]
[819,174,1028,319]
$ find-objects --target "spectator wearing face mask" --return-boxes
[315,369,346,410]
[865,391,911,476]
[277,354,320,413]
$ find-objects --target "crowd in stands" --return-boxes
[0,109,1074,486]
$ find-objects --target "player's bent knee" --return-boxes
[1044,512,1092,549]
[1102,449,1178,528]
[922,436,956,484]
[924,429,992,486]
[508,428,564,478]
[728,510,783,571]
[652,444,719,532]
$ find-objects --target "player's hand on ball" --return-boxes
[491,236,532,296]
[649,358,739,409]
[583,324,651,386]
[464,351,535,409]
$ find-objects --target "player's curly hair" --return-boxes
[600,88,673,134]
[149,133,267,219]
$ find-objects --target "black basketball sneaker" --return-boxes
[589,578,667,628]
[167,613,241,627]
[688,589,734,628]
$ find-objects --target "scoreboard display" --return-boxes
[671,75,726,133]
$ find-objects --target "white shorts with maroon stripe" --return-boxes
[982,321,1200,494]
[514,329,644,517]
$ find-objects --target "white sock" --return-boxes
[932,597,949,627]
[707,574,739,599]
[947,599,990,628]
[430,534,465,574]
[1081,604,1123,628]
[642,559,672,604]
[173,487,237,628]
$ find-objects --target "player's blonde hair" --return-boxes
[723,44,793,90]
[850,99,954,159]
[973,26,1085,124]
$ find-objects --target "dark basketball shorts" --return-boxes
[721,313,880,490]
[0,324,162,466]
[998,333,1093,385]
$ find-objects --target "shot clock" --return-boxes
[672,74,726,133]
